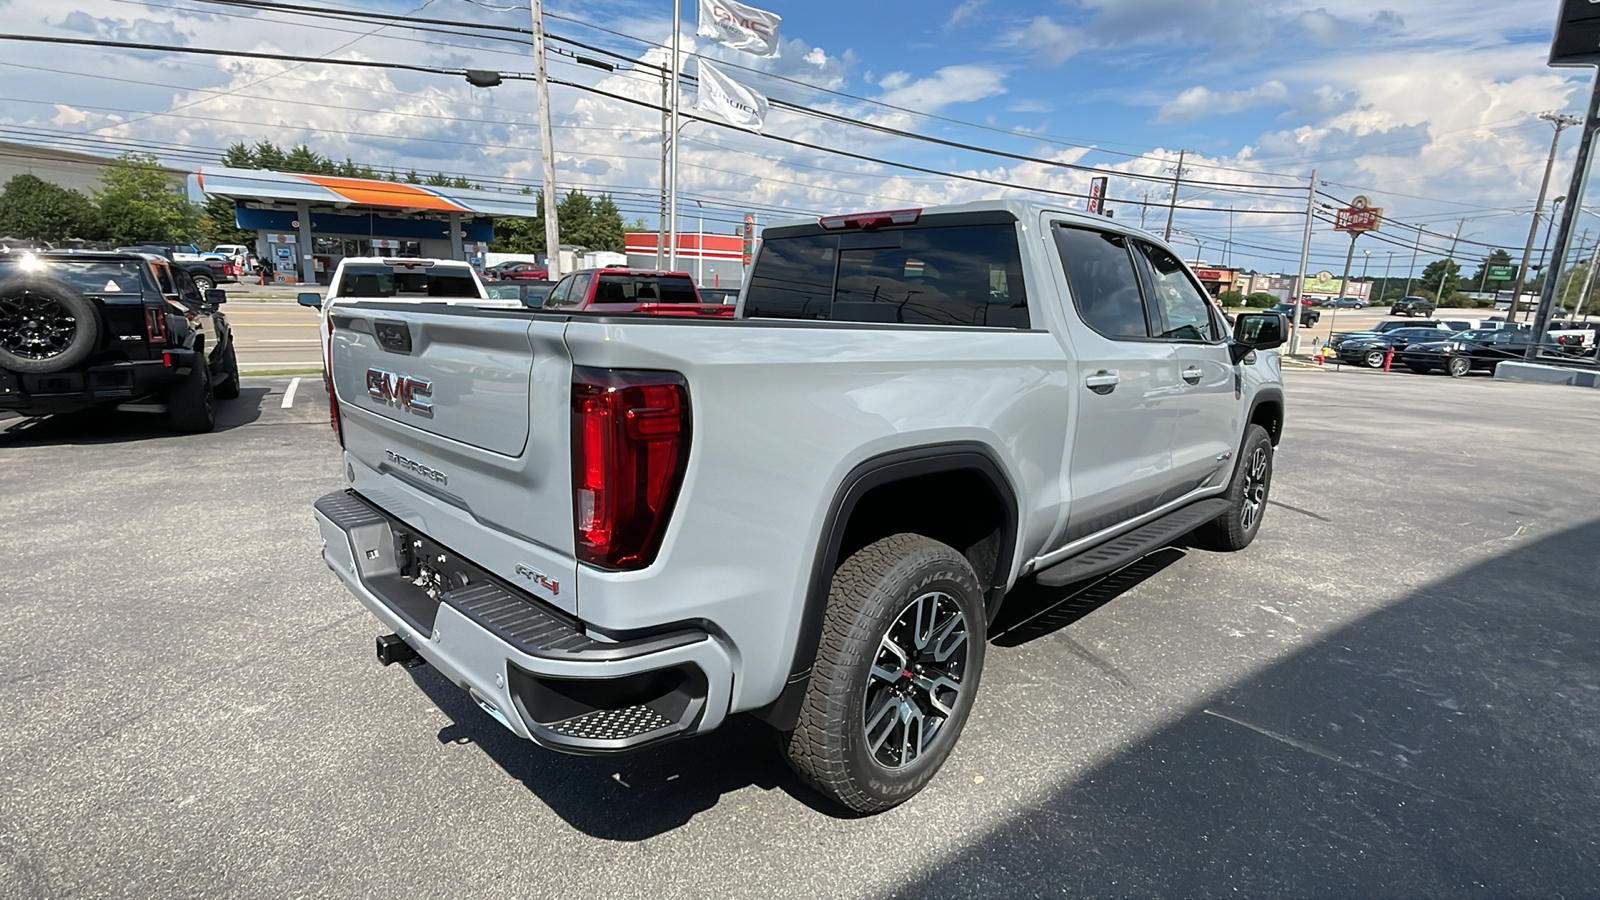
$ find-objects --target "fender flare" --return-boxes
[1248,387,1285,444]
[754,441,1019,731]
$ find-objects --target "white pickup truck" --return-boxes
[312,201,1289,813]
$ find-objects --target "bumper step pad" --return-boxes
[545,705,676,742]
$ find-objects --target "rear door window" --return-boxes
[333,265,478,298]
[745,222,1030,328]
[1053,226,1151,339]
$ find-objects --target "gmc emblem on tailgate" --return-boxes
[366,368,433,417]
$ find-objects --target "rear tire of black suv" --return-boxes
[782,533,986,815]
[214,342,241,400]
[165,352,216,433]
[1194,424,1273,552]
[0,277,101,375]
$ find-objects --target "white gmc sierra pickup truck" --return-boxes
[312,200,1288,813]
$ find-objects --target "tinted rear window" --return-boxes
[0,259,150,293]
[745,222,1030,328]
[335,265,478,298]
[593,274,698,305]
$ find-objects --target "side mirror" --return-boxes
[1231,312,1287,363]
[204,289,227,306]
[297,292,322,309]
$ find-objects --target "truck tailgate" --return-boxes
[328,305,576,606]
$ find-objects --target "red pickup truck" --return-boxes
[540,268,734,317]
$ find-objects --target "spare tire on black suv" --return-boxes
[0,276,102,374]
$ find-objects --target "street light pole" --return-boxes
[1162,149,1186,241]
[1534,195,1566,290]
[667,0,682,271]
[1403,222,1422,298]
[1509,112,1582,321]
[531,0,561,280]
[1382,250,1394,304]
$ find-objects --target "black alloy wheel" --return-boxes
[0,278,101,374]
[1195,423,1274,552]
[861,590,971,770]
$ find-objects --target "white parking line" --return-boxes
[281,377,301,409]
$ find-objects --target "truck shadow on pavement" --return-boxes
[406,666,841,839]
[885,518,1600,899]
[0,387,270,445]
[399,548,1198,840]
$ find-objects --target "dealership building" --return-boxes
[199,167,544,285]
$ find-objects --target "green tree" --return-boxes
[1216,289,1243,308]
[556,189,595,248]
[423,172,452,187]
[221,141,255,168]
[1419,258,1461,302]
[490,190,546,254]
[1245,291,1280,308]
[95,153,196,244]
[282,144,328,174]
[403,170,421,184]
[587,193,626,252]
[251,141,287,170]
[199,194,253,247]
[0,174,99,241]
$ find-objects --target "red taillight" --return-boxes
[819,208,921,231]
[144,306,168,345]
[571,367,690,570]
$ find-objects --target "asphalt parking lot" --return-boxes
[2,370,1597,898]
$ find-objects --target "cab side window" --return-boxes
[152,262,177,295]
[173,269,202,307]
[1053,225,1151,339]
[1137,241,1220,342]
[543,276,575,308]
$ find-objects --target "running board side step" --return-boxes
[1034,498,1231,587]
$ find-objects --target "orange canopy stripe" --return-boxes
[300,175,468,212]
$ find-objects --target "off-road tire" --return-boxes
[165,351,216,433]
[1194,424,1274,552]
[213,341,241,400]
[0,277,101,374]
[782,534,987,814]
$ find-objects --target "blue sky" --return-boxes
[0,0,1593,279]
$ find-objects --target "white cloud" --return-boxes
[1154,81,1290,123]
[877,65,1007,112]
[1001,16,1082,66]
[945,0,988,31]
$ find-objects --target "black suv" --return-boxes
[1390,296,1437,317]
[1269,301,1320,326]
[0,251,238,432]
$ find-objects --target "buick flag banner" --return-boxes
[697,0,782,58]
[696,59,769,132]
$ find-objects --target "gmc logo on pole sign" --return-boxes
[366,368,434,417]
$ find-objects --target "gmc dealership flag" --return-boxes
[696,59,769,132]
[697,0,782,58]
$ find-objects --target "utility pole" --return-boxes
[657,65,668,269]
[1403,222,1422,297]
[1162,149,1186,241]
[1509,112,1582,321]
[1291,168,1316,354]
[667,0,682,270]
[1568,227,1593,318]
[1382,251,1394,303]
[531,0,561,280]
[1534,195,1565,288]
[1139,190,1152,229]
[1439,218,1466,299]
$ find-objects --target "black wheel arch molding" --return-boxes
[1248,387,1286,445]
[754,441,1021,731]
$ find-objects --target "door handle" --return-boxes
[1085,370,1120,394]
[1182,366,1203,385]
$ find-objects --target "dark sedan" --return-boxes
[1398,329,1574,377]
[1330,319,1450,350]
[1336,327,1456,367]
